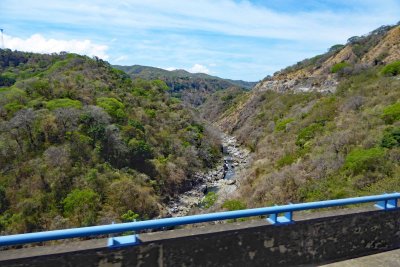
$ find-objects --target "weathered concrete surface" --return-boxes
[1,207,400,267]
[321,248,400,267]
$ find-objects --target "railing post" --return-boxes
[267,203,294,225]
[108,220,141,248]
[108,234,140,248]
[375,198,398,210]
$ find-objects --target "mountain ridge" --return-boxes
[114,64,256,106]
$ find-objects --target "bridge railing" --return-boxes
[0,193,399,248]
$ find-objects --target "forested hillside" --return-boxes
[203,24,400,207]
[0,50,221,234]
[114,65,255,106]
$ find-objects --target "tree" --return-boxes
[106,177,158,218]
[101,125,128,168]
[80,105,110,145]
[0,186,8,213]
[54,108,80,137]
[46,98,82,110]
[96,97,126,121]
[7,108,37,151]
[63,189,100,226]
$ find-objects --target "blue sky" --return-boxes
[1,0,399,81]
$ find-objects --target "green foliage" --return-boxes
[0,50,222,233]
[144,108,156,118]
[308,97,337,124]
[276,152,298,168]
[222,199,247,222]
[331,62,351,73]
[275,118,294,132]
[128,138,153,159]
[381,127,400,148]
[96,97,126,120]
[63,189,100,226]
[328,44,345,53]
[0,74,16,86]
[295,123,324,147]
[344,147,386,175]
[46,98,82,110]
[0,186,8,213]
[381,61,400,76]
[4,101,25,114]
[222,199,247,211]
[121,210,140,222]
[382,102,400,124]
[201,192,217,208]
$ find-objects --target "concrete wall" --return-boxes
[1,207,400,267]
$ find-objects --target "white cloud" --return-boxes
[188,64,210,74]
[4,0,398,44]
[165,67,177,71]
[2,0,400,80]
[4,33,109,59]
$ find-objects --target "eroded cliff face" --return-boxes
[361,26,400,64]
[253,26,400,95]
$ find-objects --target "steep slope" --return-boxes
[253,24,400,94]
[205,23,400,208]
[0,49,222,234]
[114,64,256,106]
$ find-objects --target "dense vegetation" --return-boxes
[214,61,400,207]
[0,49,222,234]
[202,24,400,208]
[114,65,255,107]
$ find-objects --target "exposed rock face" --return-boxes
[166,134,250,217]
[361,26,400,64]
[255,76,338,94]
[253,25,400,95]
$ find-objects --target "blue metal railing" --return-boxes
[0,193,399,247]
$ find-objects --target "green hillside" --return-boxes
[114,65,255,106]
[0,50,221,233]
[204,24,400,207]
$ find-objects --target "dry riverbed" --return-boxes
[166,134,251,217]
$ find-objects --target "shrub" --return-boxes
[296,123,324,147]
[381,61,400,76]
[4,101,25,114]
[381,127,400,148]
[128,138,153,159]
[275,118,294,132]
[63,189,100,226]
[46,98,82,110]
[344,147,386,175]
[276,153,298,168]
[96,97,126,120]
[382,102,400,124]
[201,192,217,208]
[0,75,16,87]
[331,62,351,73]
[121,210,140,222]
[307,97,337,124]
[222,199,247,211]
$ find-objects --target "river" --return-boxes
[166,134,251,217]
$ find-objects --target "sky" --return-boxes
[0,0,399,81]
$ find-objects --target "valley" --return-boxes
[1,22,400,235]
[166,132,250,217]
